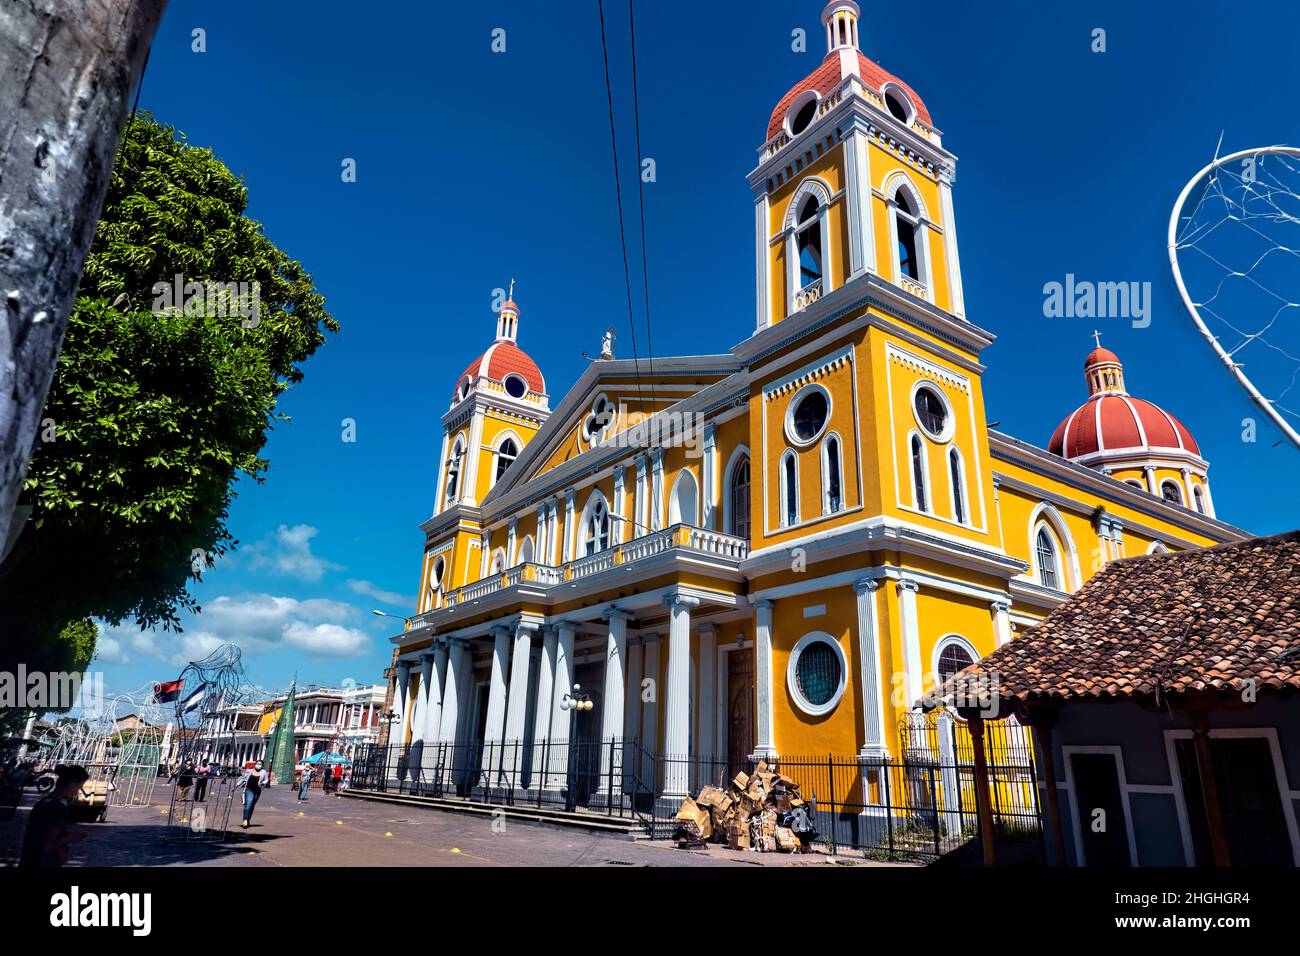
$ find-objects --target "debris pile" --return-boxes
[673,761,818,852]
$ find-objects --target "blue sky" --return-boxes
[94,0,1300,697]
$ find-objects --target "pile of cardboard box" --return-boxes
[672,760,814,853]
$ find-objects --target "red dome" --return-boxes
[766,51,932,141]
[454,341,545,400]
[1084,346,1120,369]
[1050,395,1201,459]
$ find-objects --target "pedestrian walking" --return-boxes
[194,758,211,801]
[331,763,344,794]
[237,760,269,829]
[298,765,312,801]
[177,761,194,801]
[19,765,89,867]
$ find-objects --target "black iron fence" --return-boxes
[349,715,1043,864]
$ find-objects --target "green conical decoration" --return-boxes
[266,680,297,785]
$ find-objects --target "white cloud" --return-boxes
[347,578,415,610]
[245,524,342,582]
[94,593,373,667]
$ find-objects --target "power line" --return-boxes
[596,0,646,406]
[626,0,657,411]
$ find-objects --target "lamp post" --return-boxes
[558,684,594,808]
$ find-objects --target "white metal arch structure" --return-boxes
[1168,144,1300,451]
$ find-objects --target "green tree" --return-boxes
[0,114,337,672]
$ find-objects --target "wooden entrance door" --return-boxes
[727,650,753,782]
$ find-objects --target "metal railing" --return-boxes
[349,717,1043,864]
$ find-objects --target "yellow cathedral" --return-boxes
[378,2,1244,814]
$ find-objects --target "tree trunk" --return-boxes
[0,0,166,554]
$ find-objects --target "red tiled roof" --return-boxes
[935,532,1300,708]
[1050,395,1201,458]
[766,51,932,141]
[1084,346,1120,368]
[454,341,545,400]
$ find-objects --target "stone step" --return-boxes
[340,788,647,837]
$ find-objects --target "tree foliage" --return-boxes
[0,115,337,671]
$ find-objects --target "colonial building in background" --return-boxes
[199,684,385,765]
[379,2,1245,809]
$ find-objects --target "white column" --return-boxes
[507,518,518,566]
[548,499,560,565]
[623,638,643,745]
[533,628,558,744]
[853,579,888,758]
[897,578,923,707]
[479,531,490,577]
[482,628,510,778]
[752,598,778,759]
[938,175,964,318]
[696,623,717,776]
[755,190,771,330]
[548,622,577,789]
[1111,518,1127,559]
[991,598,1013,649]
[600,609,631,795]
[503,620,536,785]
[844,127,875,278]
[536,502,548,563]
[433,431,451,516]
[388,660,411,781]
[1144,465,1158,495]
[663,592,699,798]
[640,635,661,786]
[635,455,648,535]
[563,487,577,562]
[650,449,665,530]
[612,465,626,544]
[1180,468,1196,509]
[702,424,717,530]
[460,410,485,506]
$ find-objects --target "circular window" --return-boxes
[786,632,847,716]
[912,383,951,441]
[786,386,830,445]
[503,374,528,399]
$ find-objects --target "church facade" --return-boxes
[380,1,1244,804]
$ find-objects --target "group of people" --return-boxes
[293,760,346,800]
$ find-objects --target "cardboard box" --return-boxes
[732,771,750,791]
[696,785,726,809]
[676,797,711,834]
[774,827,798,852]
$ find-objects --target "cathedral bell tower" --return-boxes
[750,1,966,331]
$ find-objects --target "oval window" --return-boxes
[913,386,948,439]
[885,90,911,123]
[791,389,829,443]
[503,374,527,399]
[796,641,841,707]
[790,97,818,136]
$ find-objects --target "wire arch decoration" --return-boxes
[162,643,253,841]
[1168,142,1300,451]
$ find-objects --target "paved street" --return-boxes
[0,785,894,868]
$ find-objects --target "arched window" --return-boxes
[490,548,507,574]
[1035,526,1061,590]
[935,638,977,683]
[494,437,519,483]
[894,188,921,281]
[517,535,534,564]
[910,434,928,512]
[582,494,611,556]
[1160,480,1184,506]
[948,447,967,524]
[1192,485,1206,515]
[728,455,751,539]
[444,436,465,507]
[781,451,799,527]
[822,435,843,514]
[795,195,823,288]
[669,470,699,526]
